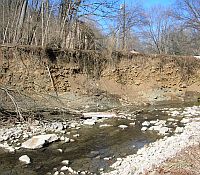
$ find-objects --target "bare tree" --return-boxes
[173,0,200,31]
[140,6,174,54]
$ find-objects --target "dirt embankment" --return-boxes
[0,45,200,112]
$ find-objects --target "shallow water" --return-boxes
[0,103,198,175]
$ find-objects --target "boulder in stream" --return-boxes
[19,155,31,164]
[21,134,58,149]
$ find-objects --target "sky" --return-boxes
[126,0,175,8]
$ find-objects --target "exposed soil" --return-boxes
[1,45,200,113]
[147,145,200,175]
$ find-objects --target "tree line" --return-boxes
[0,0,200,55]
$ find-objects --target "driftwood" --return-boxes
[0,87,24,121]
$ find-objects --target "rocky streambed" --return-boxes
[0,104,200,175]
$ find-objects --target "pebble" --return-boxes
[83,119,96,125]
[61,160,69,165]
[73,134,80,138]
[103,120,200,175]
[129,122,136,126]
[175,127,184,133]
[67,167,74,173]
[60,166,68,171]
[70,139,75,142]
[64,138,70,143]
[54,171,59,175]
[104,157,112,161]
[141,127,148,131]
[142,121,150,127]
[99,124,113,127]
[118,125,128,129]
[57,149,63,153]
[180,118,190,124]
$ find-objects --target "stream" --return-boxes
[0,102,199,175]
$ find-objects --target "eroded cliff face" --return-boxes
[0,45,200,111]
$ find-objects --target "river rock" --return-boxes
[5,146,15,152]
[175,127,184,133]
[118,125,128,129]
[83,119,96,125]
[60,136,65,141]
[21,134,58,149]
[180,118,190,124]
[159,127,169,135]
[82,112,117,119]
[61,160,69,165]
[67,167,74,173]
[54,171,59,175]
[64,137,70,143]
[0,143,15,152]
[129,122,136,126]
[57,149,63,153]
[170,111,180,116]
[99,124,113,127]
[60,166,68,171]
[150,120,159,125]
[141,127,148,131]
[142,121,150,127]
[167,118,177,122]
[19,155,31,164]
[73,134,80,138]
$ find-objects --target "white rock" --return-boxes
[64,138,70,143]
[83,119,96,125]
[141,127,148,131]
[129,122,136,126]
[19,155,31,164]
[54,171,59,175]
[73,134,80,138]
[194,55,200,59]
[60,166,68,171]
[150,120,159,124]
[5,146,15,152]
[118,125,128,129]
[60,136,65,141]
[70,123,77,128]
[167,118,177,122]
[159,127,169,135]
[0,143,15,152]
[82,112,117,119]
[67,167,74,173]
[99,124,113,127]
[142,121,150,127]
[175,127,184,133]
[171,111,180,116]
[21,134,58,149]
[148,125,161,131]
[104,157,112,160]
[180,118,190,124]
[61,160,69,165]
[57,149,63,153]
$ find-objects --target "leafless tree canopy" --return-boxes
[0,0,199,55]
